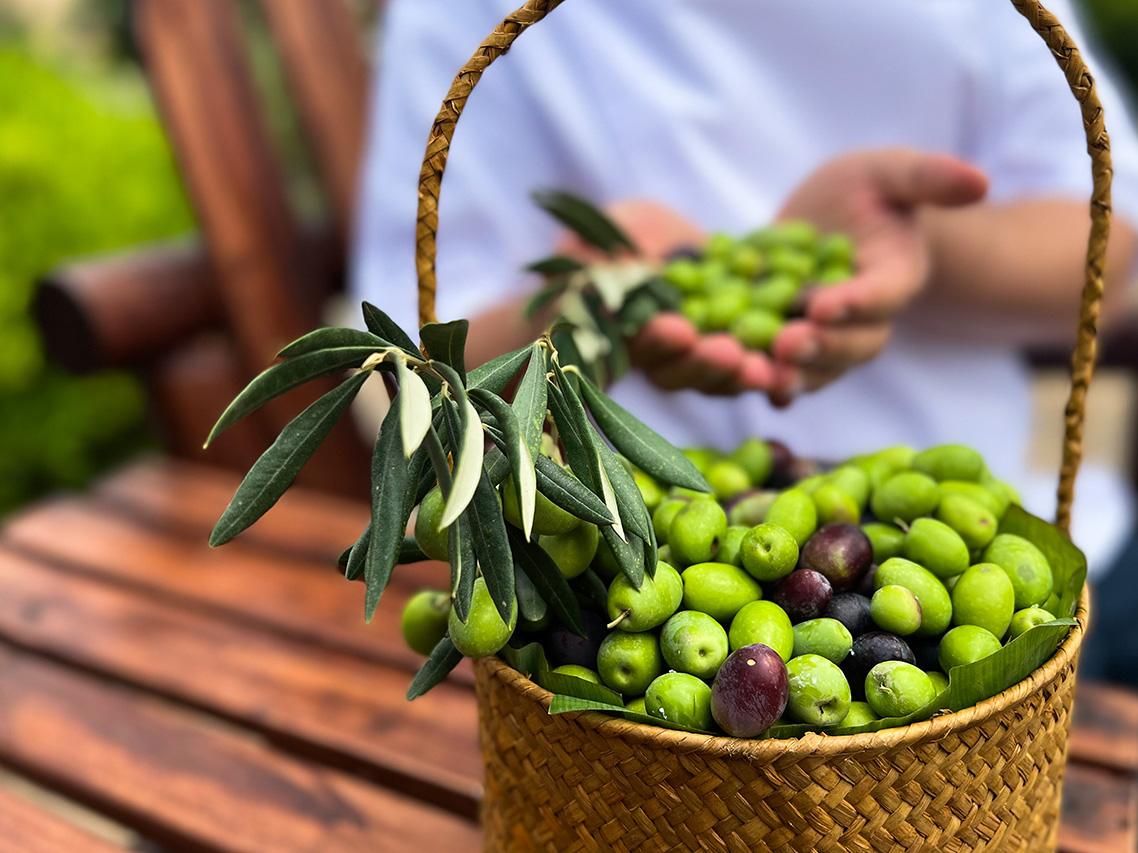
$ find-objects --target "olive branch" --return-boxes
[205,304,710,698]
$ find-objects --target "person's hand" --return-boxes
[560,200,776,395]
[767,149,988,404]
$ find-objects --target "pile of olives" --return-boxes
[402,439,1064,738]
[661,222,855,352]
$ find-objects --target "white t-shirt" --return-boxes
[352,0,1138,573]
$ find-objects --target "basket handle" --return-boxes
[414,0,1113,536]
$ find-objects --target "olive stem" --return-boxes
[606,609,631,630]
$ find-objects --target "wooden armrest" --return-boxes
[33,238,222,374]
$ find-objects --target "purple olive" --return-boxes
[799,523,873,591]
[823,592,876,637]
[841,631,917,701]
[546,609,609,669]
[769,569,833,624]
[710,643,789,737]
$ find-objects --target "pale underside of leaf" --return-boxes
[517,435,536,541]
[596,447,626,542]
[395,358,432,458]
[439,397,484,530]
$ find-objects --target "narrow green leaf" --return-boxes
[571,568,609,611]
[406,636,464,700]
[448,513,475,623]
[525,280,570,320]
[514,565,547,623]
[344,522,370,581]
[578,374,711,492]
[465,470,515,624]
[467,345,531,396]
[394,358,432,457]
[206,347,382,446]
[535,672,624,707]
[469,388,536,540]
[593,436,653,546]
[438,398,484,531]
[498,641,550,678]
[362,301,419,356]
[364,394,413,620]
[547,695,715,735]
[532,190,636,254]
[600,524,644,589]
[595,448,627,542]
[545,371,602,496]
[527,255,585,276]
[508,527,586,636]
[420,320,469,383]
[513,344,549,459]
[484,445,511,486]
[534,455,613,526]
[210,371,369,546]
[278,327,388,358]
[399,536,429,564]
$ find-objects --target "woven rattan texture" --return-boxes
[476,643,1078,852]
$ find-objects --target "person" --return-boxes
[351,1,1138,583]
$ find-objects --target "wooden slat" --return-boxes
[0,645,481,853]
[0,497,464,681]
[1058,762,1138,853]
[0,550,481,816]
[93,457,370,563]
[133,0,371,497]
[1069,680,1138,774]
[261,0,371,232]
[0,785,129,853]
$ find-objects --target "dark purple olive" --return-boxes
[841,631,916,701]
[769,569,833,624]
[857,564,879,598]
[908,636,943,673]
[823,593,876,637]
[710,643,789,737]
[800,523,873,591]
[546,609,609,669]
[765,440,796,488]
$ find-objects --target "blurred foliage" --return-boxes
[1084,0,1138,93]
[0,44,193,516]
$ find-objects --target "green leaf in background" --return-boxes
[534,454,614,527]
[420,320,469,383]
[362,301,420,357]
[513,343,549,460]
[532,190,637,255]
[344,522,370,581]
[209,370,369,546]
[469,388,536,540]
[467,345,531,396]
[514,564,548,624]
[205,347,383,447]
[465,470,516,624]
[406,636,464,700]
[508,527,586,637]
[999,504,1088,618]
[571,568,609,612]
[527,255,585,276]
[525,280,570,321]
[394,357,432,458]
[363,394,415,620]
[398,535,429,564]
[277,327,388,358]
[578,374,711,493]
[499,641,550,678]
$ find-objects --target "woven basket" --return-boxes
[412,1,1116,850]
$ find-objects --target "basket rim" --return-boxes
[479,586,1088,758]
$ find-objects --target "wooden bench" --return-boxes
[14,0,1138,849]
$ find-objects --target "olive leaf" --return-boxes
[205,346,383,446]
[578,373,711,493]
[420,320,469,383]
[532,190,636,255]
[547,695,716,736]
[464,469,516,624]
[448,512,476,623]
[210,370,370,546]
[599,523,645,589]
[507,527,586,637]
[467,345,531,396]
[362,301,419,357]
[534,454,613,527]
[277,327,388,358]
[527,255,585,276]
[513,343,549,459]
[535,672,623,707]
[406,636,464,700]
[514,565,547,624]
[433,363,484,530]
[394,357,432,458]
[398,536,428,564]
[469,388,536,541]
[344,522,370,581]
[525,279,570,320]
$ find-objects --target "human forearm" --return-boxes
[915,200,1138,343]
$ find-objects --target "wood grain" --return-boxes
[0,645,481,853]
[1058,762,1138,853]
[1070,680,1138,773]
[0,550,481,816]
[0,785,129,853]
